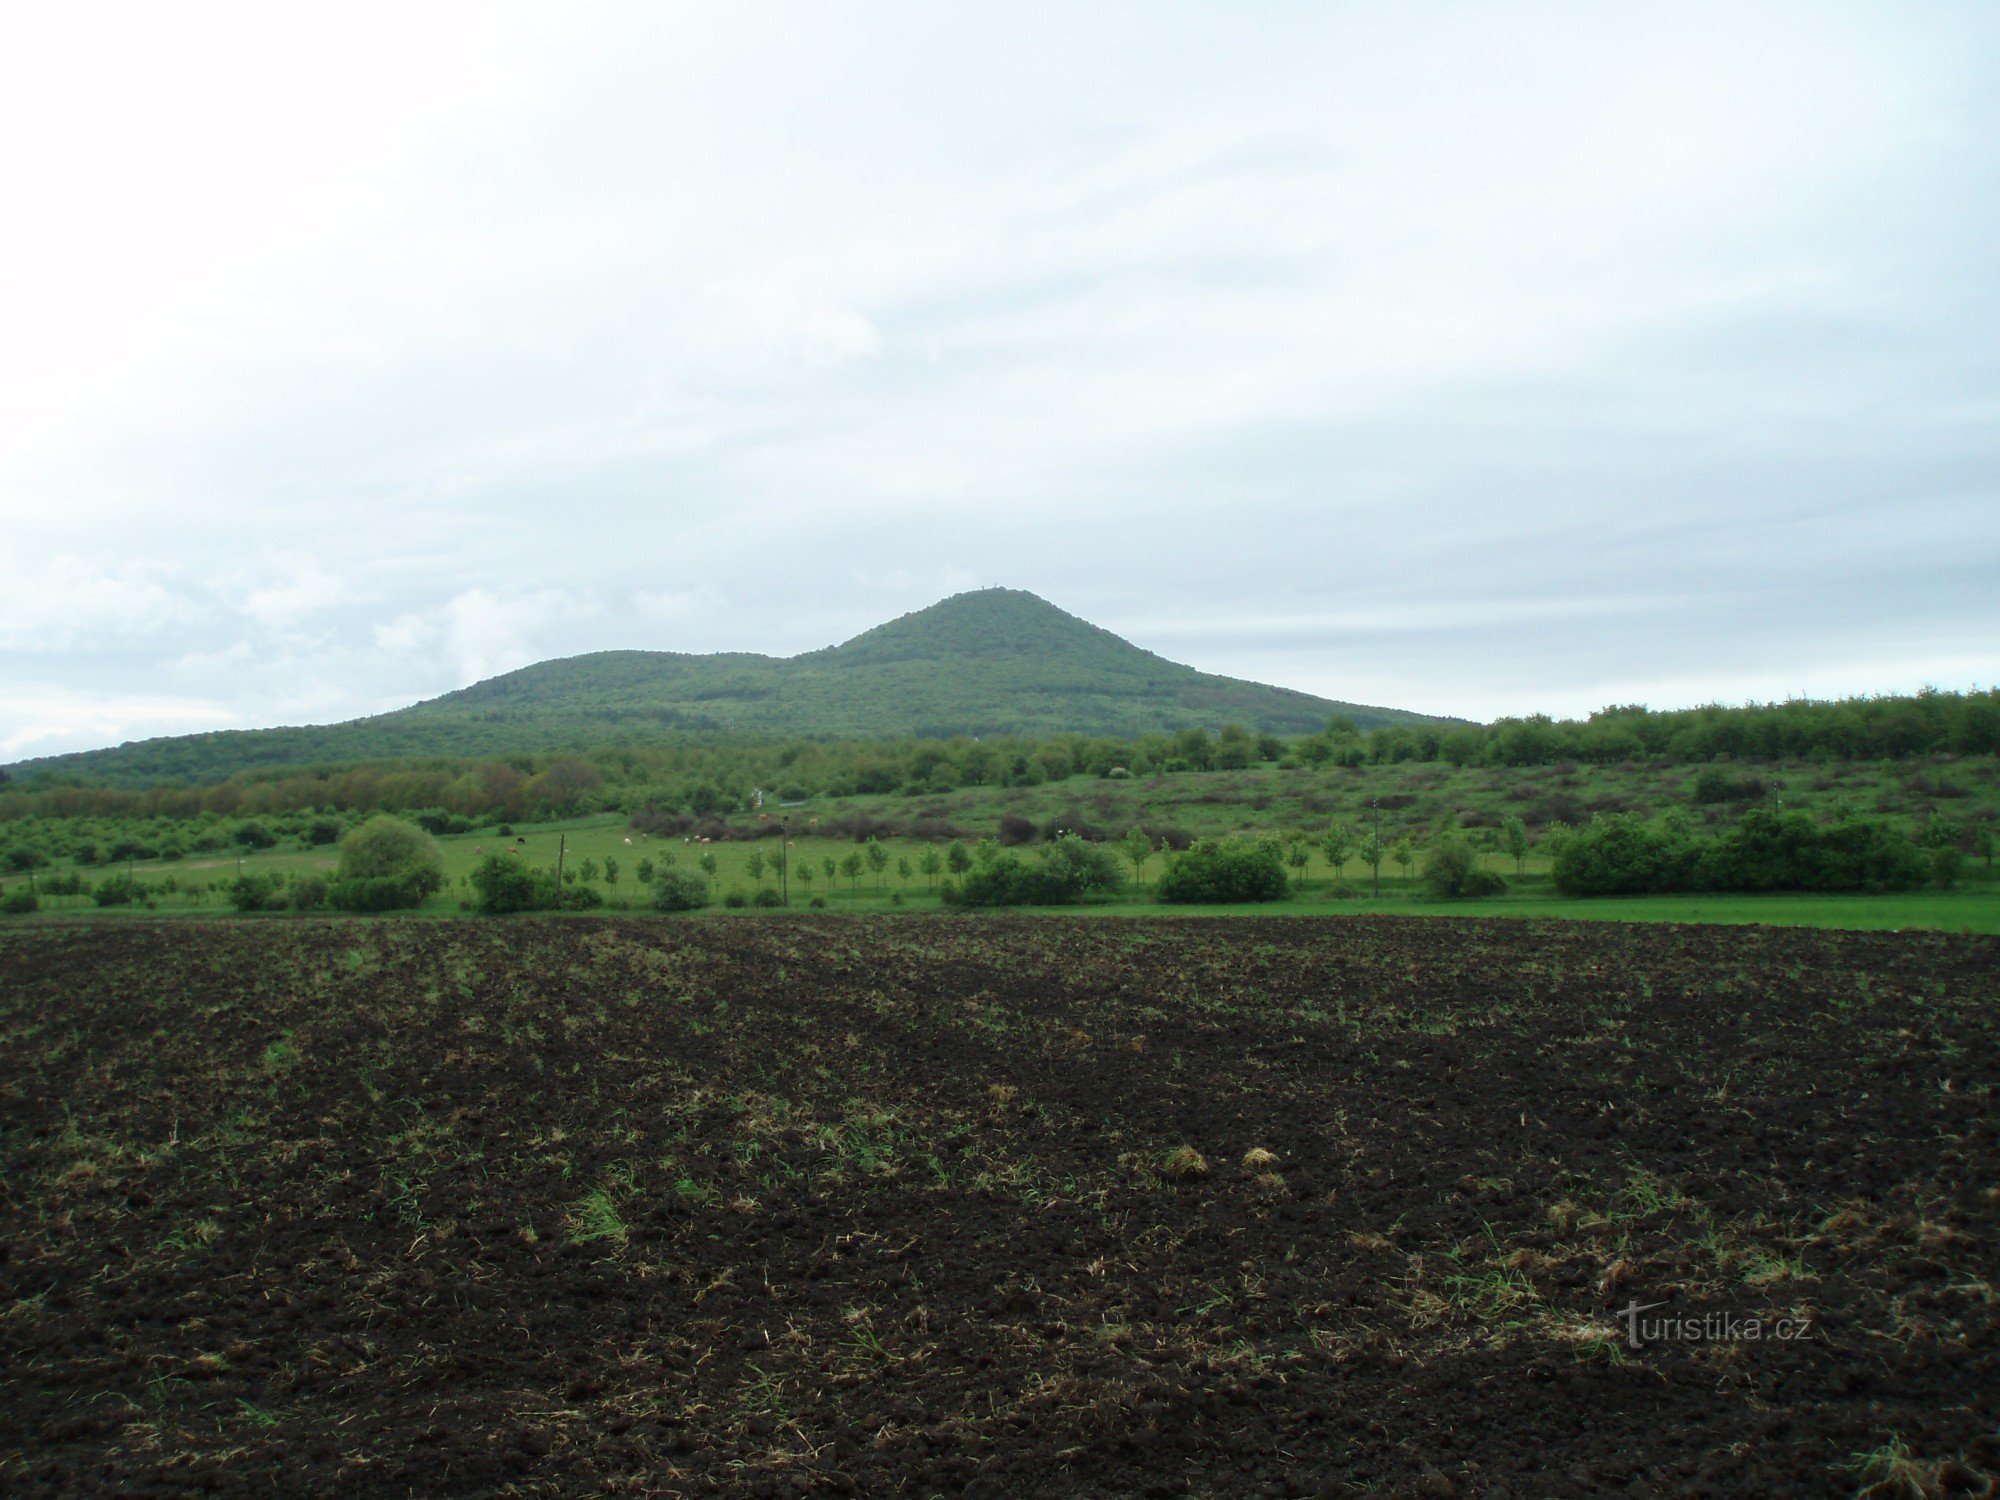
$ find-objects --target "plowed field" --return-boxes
[3,917,1996,1497]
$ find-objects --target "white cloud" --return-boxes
[0,557,201,651]
[0,688,238,760]
[2,2,1997,757]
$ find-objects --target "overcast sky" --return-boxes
[3,2,1996,760]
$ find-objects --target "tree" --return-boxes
[839,850,864,888]
[1390,838,1417,882]
[1122,827,1154,888]
[1320,825,1354,879]
[636,857,655,884]
[331,815,444,911]
[338,815,442,882]
[699,851,719,883]
[865,839,889,888]
[896,855,913,886]
[746,849,766,886]
[1975,824,1997,872]
[918,847,942,889]
[1424,838,1506,899]
[233,820,277,850]
[1358,832,1383,897]
[822,854,839,883]
[1501,816,1531,876]
[603,856,620,888]
[796,862,815,892]
[577,857,600,885]
[1284,836,1311,889]
[945,842,972,876]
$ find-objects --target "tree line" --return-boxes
[2,688,1994,830]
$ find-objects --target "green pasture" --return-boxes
[12,811,1996,934]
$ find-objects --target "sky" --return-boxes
[2,1,1996,761]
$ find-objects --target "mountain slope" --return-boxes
[7,589,1459,786]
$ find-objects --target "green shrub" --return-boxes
[1153,839,1289,904]
[1557,810,1928,896]
[327,871,435,912]
[470,853,545,914]
[338,816,444,882]
[92,872,142,907]
[0,888,38,915]
[649,868,711,912]
[1691,768,1768,805]
[941,835,1123,908]
[752,887,783,908]
[722,890,749,908]
[225,872,284,912]
[1551,817,1699,896]
[289,874,329,911]
[333,816,444,908]
[233,821,278,850]
[1423,838,1507,899]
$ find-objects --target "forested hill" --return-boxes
[7,589,1454,788]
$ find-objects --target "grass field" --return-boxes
[14,810,1998,933]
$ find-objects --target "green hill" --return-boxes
[7,589,1459,786]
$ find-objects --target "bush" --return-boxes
[93,872,143,907]
[225,872,284,912]
[332,816,444,910]
[649,868,711,912]
[0,888,38,915]
[233,821,278,850]
[339,816,443,881]
[470,853,545,914]
[290,874,329,911]
[1423,839,1507,899]
[1691,768,1769,805]
[468,853,607,913]
[1557,810,1929,896]
[1551,817,1699,896]
[305,819,342,846]
[997,814,1037,846]
[752,887,783,908]
[722,890,749,909]
[1154,839,1290,904]
[940,836,1123,908]
[327,871,437,912]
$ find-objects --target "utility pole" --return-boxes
[780,818,790,908]
[556,834,566,889]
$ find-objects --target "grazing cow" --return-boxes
[516,836,527,844]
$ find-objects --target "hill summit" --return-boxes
[7,588,1458,786]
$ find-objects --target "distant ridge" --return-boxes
[7,588,1461,786]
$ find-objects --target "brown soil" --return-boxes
[2,916,1996,1497]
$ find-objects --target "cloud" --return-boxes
[0,687,238,760]
[2,3,1997,759]
[0,558,202,652]
[239,558,355,629]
